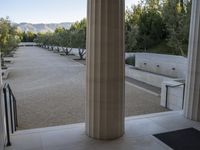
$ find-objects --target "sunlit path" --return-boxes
[6,46,167,130]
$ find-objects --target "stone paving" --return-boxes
[6,47,168,130]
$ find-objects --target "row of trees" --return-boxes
[125,0,192,56]
[20,31,37,42]
[0,17,21,67]
[33,0,191,57]
[34,19,86,59]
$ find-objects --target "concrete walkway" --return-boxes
[125,76,161,95]
[6,47,167,130]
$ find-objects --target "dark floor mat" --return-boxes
[154,128,200,150]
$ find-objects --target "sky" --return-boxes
[0,0,139,24]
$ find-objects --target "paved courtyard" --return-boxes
[6,47,167,130]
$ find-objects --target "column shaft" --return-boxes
[86,0,125,140]
[184,0,200,121]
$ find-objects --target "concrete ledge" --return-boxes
[15,111,181,136]
[161,80,185,111]
[125,65,175,88]
[135,53,187,78]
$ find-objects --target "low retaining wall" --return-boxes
[19,42,37,46]
[135,53,188,78]
[125,53,135,59]
[125,65,175,88]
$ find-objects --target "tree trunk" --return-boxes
[1,53,4,68]
[179,47,185,56]
[180,0,184,13]
[78,48,86,60]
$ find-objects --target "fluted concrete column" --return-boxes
[184,0,200,121]
[86,0,125,140]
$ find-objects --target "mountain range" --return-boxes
[16,22,73,33]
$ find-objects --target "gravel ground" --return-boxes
[6,47,168,130]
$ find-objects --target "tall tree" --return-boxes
[162,0,191,56]
[35,19,87,59]
[0,17,20,67]
[70,19,86,59]
[125,4,143,51]
[143,0,161,11]
[20,31,37,42]
[137,10,166,50]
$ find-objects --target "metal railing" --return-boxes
[165,83,185,109]
[3,83,18,146]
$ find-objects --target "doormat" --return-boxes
[154,128,200,150]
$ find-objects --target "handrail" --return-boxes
[165,83,185,109]
[7,84,18,130]
[3,83,18,146]
[3,86,11,146]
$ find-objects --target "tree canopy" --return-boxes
[35,0,192,56]
[125,0,191,56]
[34,19,86,59]
[0,17,20,67]
[0,18,20,54]
[19,31,37,42]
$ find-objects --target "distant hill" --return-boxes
[16,22,73,33]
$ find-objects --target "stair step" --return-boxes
[13,122,84,135]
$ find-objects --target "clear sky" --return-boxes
[0,0,139,24]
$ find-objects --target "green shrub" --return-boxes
[125,56,135,66]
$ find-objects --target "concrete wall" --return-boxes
[125,65,175,88]
[161,80,184,110]
[19,42,37,46]
[135,53,188,78]
[125,53,135,59]
[0,90,6,150]
[0,65,5,149]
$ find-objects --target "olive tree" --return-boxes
[0,18,20,67]
[70,19,86,59]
